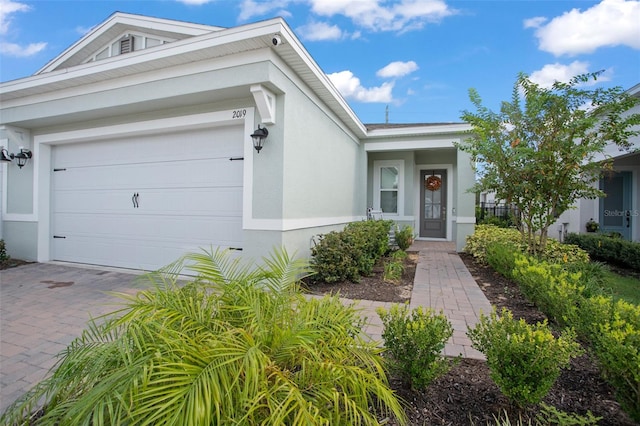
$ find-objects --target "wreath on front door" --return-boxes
[425,175,442,191]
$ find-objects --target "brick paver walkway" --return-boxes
[1,241,492,414]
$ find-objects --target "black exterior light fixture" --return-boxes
[1,148,33,168]
[251,125,269,153]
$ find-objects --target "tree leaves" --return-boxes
[457,72,640,254]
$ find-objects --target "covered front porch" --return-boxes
[363,123,476,251]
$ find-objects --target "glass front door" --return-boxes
[420,169,446,238]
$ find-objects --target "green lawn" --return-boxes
[602,270,640,305]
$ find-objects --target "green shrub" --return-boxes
[581,296,640,421]
[311,231,360,283]
[345,219,393,265]
[465,225,525,264]
[492,239,640,420]
[511,255,586,327]
[310,220,393,283]
[467,308,583,407]
[391,249,408,262]
[465,225,589,265]
[486,242,518,279]
[563,261,608,298]
[394,225,414,251]
[542,238,590,265]
[0,239,8,263]
[1,248,407,426]
[377,304,454,390]
[535,403,601,425]
[565,233,640,271]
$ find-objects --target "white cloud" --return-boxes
[328,70,394,102]
[533,0,640,56]
[297,21,344,41]
[0,41,46,57]
[177,0,214,4]
[0,0,47,58]
[529,61,611,88]
[377,60,418,78]
[238,0,292,21]
[523,16,547,29]
[310,0,456,32]
[0,0,29,34]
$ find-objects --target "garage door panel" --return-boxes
[54,126,243,169]
[51,124,244,270]
[54,214,242,243]
[54,158,243,191]
[53,187,243,216]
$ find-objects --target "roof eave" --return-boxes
[1,16,368,139]
[366,123,472,138]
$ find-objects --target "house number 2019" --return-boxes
[232,109,247,119]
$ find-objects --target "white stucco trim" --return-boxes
[415,164,454,241]
[245,216,359,231]
[454,216,476,224]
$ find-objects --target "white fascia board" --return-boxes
[274,23,367,138]
[2,49,272,110]
[366,123,472,138]
[627,82,640,96]
[1,19,287,97]
[365,138,459,152]
[36,12,223,75]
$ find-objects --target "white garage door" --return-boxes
[51,125,244,271]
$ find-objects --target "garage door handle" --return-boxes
[132,192,139,208]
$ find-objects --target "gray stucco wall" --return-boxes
[280,76,364,220]
[2,221,38,260]
[243,63,367,259]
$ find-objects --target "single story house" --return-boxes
[0,12,475,271]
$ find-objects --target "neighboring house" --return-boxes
[553,83,640,242]
[0,12,475,271]
[479,84,639,243]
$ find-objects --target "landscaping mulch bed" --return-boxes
[3,253,636,424]
[305,251,637,425]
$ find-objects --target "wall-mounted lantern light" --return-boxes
[251,125,269,153]
[0,148,33,168]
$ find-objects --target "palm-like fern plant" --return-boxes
[2,248,407,425]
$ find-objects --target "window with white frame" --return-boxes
[373,160,404,215]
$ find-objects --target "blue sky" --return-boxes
[1,0,639,124]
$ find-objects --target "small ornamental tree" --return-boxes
[458,72,640,255]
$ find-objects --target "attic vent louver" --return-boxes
[120,36,134,54]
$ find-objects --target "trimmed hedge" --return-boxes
[564,233,640,272]
[464,225,589,265]
[482,239,640,421]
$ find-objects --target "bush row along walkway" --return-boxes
[0,241,491,413]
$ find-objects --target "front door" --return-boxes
[420,169,447,238]
[600,171,632,240]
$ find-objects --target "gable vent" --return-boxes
[120,36,134,54]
